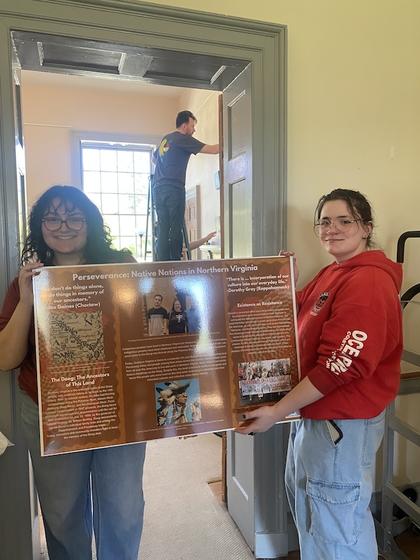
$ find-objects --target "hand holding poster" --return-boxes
[34,256,299,455]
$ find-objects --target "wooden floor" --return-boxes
[284,529,420,560]
[395,526,420,559]
[286,527,420,560]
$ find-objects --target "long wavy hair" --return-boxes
[21,185,131,265]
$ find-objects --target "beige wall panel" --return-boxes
[23,125,72,205]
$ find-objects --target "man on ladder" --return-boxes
[152,110,219,261]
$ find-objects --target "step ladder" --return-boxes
[144,174,191,261]
[379,231,420,559]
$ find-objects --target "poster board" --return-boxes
[33,256,300,456]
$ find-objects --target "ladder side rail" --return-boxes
[380,375,420,555]
[144,175,152,261]
[150,179,156,261]
[182,220,191,260]
[396,231,420,263]
[381,231,420,556]
[383,482,420,526]
[388,415,420,447]
[381,400,396,555]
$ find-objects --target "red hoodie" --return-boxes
[298,250,402,419]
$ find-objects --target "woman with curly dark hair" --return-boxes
[0,185,146,560]
[21,184,131,266]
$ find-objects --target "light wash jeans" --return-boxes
[285,412,385,560]
[20,391,146,560]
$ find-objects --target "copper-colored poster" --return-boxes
[33,256,299,456]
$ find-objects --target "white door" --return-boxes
[223,66,253,259]
[223,66,297,558]
[223,64,256,547]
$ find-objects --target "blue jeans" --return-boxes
[20,391,146,560]
[285,412,385,559]
[154,185,185,261]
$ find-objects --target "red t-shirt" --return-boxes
[0,278,38,402]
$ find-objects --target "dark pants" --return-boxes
[154,185,185,261]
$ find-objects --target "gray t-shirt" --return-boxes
[153,131,205,190]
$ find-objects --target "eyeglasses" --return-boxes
[42,217,86,232]
[314,218,360,236]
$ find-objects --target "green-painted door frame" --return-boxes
[0,2,286,558]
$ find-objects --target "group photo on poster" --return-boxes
[145,283,202,337]
[238,358,292,405]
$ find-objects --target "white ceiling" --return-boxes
[21,69,190,98]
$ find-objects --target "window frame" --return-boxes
[72,131,161,259]
[71,130,161,188]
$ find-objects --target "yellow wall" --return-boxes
[139,0,420,278]
[138,0,420,485]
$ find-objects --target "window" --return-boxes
[81,140,153,261]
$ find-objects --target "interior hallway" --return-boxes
[140,434,254,559]
[40,434,256,559]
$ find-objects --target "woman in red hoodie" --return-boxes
[238,188,402,559]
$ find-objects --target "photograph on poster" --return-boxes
[155,378,202,426]
[144,280,205,336]
[238,359,291,406]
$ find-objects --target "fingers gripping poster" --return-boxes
[33,256,300,456]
